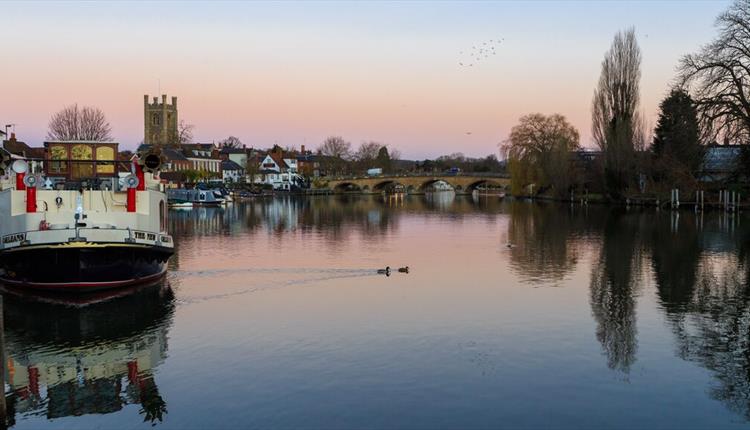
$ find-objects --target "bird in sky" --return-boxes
[458,37,503,68]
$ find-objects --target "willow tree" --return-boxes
[592,28,642,197]
[502,113,580,197]
[47,104,112,141]
[679,0,750,143]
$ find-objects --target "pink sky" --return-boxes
[0,1,730,159]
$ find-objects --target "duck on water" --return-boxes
[0,143,174,292]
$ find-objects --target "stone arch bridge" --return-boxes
[321,174,509,194]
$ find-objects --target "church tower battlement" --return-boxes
[144,94,178,146]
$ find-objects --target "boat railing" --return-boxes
[19,157,140,179]
[3,226,171,248]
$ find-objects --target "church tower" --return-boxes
[144,94,178,146]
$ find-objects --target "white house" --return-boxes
[221,159,244,183]
[256,153,304,190]
[283,157,298,173]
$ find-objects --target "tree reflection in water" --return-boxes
[164,197,750,422]
[655,214,750,419]
[589,210,645,374]
[1,282,175,426]
[505,202,599,284]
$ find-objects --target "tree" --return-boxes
[652,89,703,178]
[318,136,352,159]
[354,141,381,165]
[679,0,750,143]
[375,146,392,172]
[220,136,243,148]
[592,28,642,197]
[176,120,194,146]
[420,159,435,172]
[245,154,260,184]
[501,113,580,196]
[47,104,112,141]
[318,136,352,175]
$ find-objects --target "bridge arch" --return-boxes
[465,179,506,192]
[373,180,404,192]
[333,182,362,192]
[418,179,455,192]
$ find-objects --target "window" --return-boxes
[152,113,160,126]
[71,144,93,178]
[50,145,68,173]
[95,146,115,174]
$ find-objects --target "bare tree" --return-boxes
[318,136,352,175]
[219,136,243,148]
[354,141,381,163]
[679,0,750,143]
[47,104,112,141]
[176,120,194,146]
[318,136,352,159]
[592,28,642,196]
[502,113,580,196]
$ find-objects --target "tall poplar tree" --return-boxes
[591,28,642,197]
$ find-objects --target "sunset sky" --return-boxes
[0,1,731,159]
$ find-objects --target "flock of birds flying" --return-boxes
[458,38,504,68]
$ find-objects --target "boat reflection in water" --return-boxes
[1,281,175,426]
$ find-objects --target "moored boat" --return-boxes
[168,201,193,209]
[167,188,223,206]
[0,143,174,291]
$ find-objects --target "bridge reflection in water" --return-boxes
[323,174,509,194]
[1,282,174,426]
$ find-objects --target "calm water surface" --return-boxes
[4,194,750,429]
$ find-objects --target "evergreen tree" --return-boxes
[652,89,702,173]
[375,146,391,172]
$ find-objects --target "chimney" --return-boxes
[10,133,16,141]
[301,144,306,154]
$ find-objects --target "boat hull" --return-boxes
[0,243,173,292]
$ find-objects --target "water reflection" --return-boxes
[501,202,750,414]
[505,202,597,284]
[169,194,504,242]
[2,283,175,426]
[589,210,645,373]
[656,214,750,419]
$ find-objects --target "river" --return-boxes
[3,194,750,429]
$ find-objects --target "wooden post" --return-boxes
[695,190,699,212]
